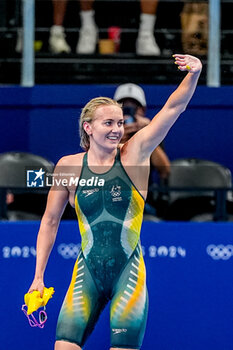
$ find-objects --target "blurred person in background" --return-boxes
[114,83,170,217]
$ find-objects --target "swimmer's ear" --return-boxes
[83,121,92,136]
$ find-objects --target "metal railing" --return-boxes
[207,0,221,87]
[21,0,35,86]
[1,0,231,86]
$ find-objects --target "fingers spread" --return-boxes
[173,54,186,59]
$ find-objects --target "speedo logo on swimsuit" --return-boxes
[112,328,127,335]
[82,188,100,197]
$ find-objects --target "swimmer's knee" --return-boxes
[55,340,82,350]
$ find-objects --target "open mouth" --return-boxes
[107,136,119,141]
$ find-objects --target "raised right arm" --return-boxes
[124,55,202,165]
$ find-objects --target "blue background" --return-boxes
[1,221,233,350]
[0,85,233,173]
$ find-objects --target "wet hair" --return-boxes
[79,96,121,151]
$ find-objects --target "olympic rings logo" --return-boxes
[57,243,81,259]
[206,244,233,260]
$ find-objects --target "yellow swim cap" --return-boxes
[24,287,55,315]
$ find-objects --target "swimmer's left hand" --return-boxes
[173,54,202,74]
[24,287,55,315]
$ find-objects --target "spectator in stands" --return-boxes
[49,0,161,55]
[137,0,160,55]
[113,83,170,216]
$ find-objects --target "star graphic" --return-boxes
[34,168,45,181]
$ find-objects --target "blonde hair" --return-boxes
[79,96,121,150]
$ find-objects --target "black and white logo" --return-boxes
[112,328,127,335]
[110,185,122,202]
[27,168,45,187]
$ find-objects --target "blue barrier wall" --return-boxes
[0,85,233,173]
[1,221,233,350]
